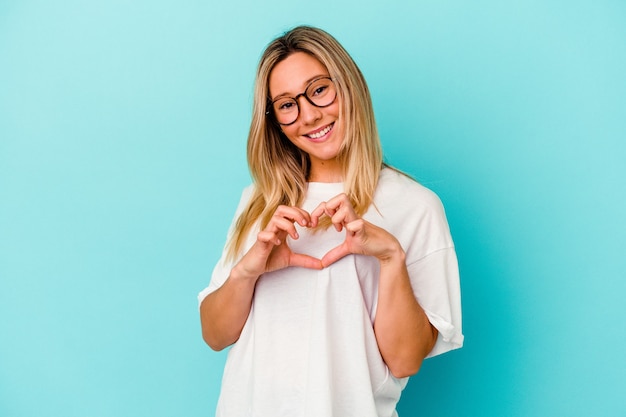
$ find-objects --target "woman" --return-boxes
[199,25,463,417]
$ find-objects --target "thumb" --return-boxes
[321,244,350,268]
[289,253,323,270]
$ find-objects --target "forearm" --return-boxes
[200,204,324,350]
[374,249,438,378]
[200,264,259,351]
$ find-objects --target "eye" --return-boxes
[307,78,334,99]
[275,99,296,113]
[314,86,327,96]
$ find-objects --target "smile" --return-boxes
[305,123,334,140]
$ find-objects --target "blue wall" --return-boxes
[1,1,624,416]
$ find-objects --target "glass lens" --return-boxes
[272,98,298,125]
[306,78,336,107]
[270,78,336,125]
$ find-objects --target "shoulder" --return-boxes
[240,183,256,202]
[233,183,256,210]
[375,167,444,213]
[373,167,455,259]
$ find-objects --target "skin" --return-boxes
[309,194,438,377]
[270,52,344,182]
[200,52,438,378]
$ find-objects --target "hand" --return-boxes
[236,205,323,280]
[310,194,403,267]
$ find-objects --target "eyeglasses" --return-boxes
[266,77,337,126]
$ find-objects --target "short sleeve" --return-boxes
[373,169,464,357]
[407,247,464,358]
[197,185,255,307]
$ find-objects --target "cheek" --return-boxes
[331,105,343,133]
[278,128,307,152]
[333,95,342,117]
[330,104,342,132]
[280,126,299,142]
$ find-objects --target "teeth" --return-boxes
[307,124,332,139]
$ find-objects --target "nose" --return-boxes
[297,96,322,125]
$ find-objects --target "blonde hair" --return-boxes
[227,25,383,259]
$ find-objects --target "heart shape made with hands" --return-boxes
[302,196,364,268]
[264,194,381,271]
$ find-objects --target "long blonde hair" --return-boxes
[227,25,383,259]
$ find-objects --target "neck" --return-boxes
[308,159,343,183]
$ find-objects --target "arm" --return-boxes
[373,245,438,378]
[200,205,322,351]
[311,195,437,378]
[200,263,260,351]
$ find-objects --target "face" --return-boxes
[268,52,343,182]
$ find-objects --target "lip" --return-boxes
[303,122,334,142]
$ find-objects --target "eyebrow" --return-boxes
[270,74,329,101]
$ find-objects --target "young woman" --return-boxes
[199,25,463,417]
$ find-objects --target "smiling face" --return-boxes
[268,52,344,182]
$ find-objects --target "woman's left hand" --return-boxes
[311,193,437,377]
[310,193,402,267]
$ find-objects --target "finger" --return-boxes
[338,201,358,223]
[344,218,365,234]
[257,230,282,246]
[321,244,350,268]
[331,205,357,228]
[320,193,346,210]
[309,202,328,227]
[268,216,301,240]
[275,205,312,227]
[325,193,354,211]
[327,206,343,232]
[311,203,345,231]
[325,195,358,226]
[289,253,323,270]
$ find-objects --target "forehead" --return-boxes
[268,52,329,98]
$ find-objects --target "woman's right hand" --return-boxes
[234,205,323,281]
[201,205,321,351]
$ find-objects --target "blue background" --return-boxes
[1,1,625,416]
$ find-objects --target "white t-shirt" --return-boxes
[198,168,463,417]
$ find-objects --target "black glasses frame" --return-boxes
[266,76,336,126]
